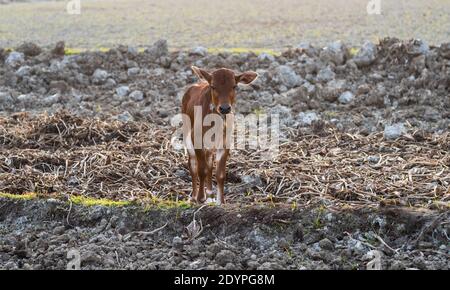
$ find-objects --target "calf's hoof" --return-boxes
[197,196,206,203]
[189,196,198,204]
[189,196,206,204]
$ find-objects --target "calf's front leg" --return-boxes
[187,153,198,203]
[215,149,229,205]
[195,149,208,203]
[205,150,214,200]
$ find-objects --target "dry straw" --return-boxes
[0,111,448,210]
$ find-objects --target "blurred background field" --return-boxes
[0,0,449,50]
[0,0,449,271]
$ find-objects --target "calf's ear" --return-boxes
[235,71,258,85]
[191,66,212,83]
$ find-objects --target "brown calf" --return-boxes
[181,66,258,204]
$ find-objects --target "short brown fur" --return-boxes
[182,67,257,204]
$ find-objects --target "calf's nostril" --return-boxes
[219,105,231,114]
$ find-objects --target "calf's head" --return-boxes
[191,66,258,115]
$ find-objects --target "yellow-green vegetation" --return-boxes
[64,47,112,55]
[291,200,298,211]
[0,192,36,200]
[0,191,131,207]
[313,205,326,229]
[207,47,280,56]
[253,108,265,117]
[323,111,340,118]
[64,48,85,55]
[142,195,191,210]
[69,195,131,207]
[0,191,193,209]
[63,46,278,56]
[313,216,322,229]
[349,47,359,57]
[267,193,276,208]
[284,245,293,258]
